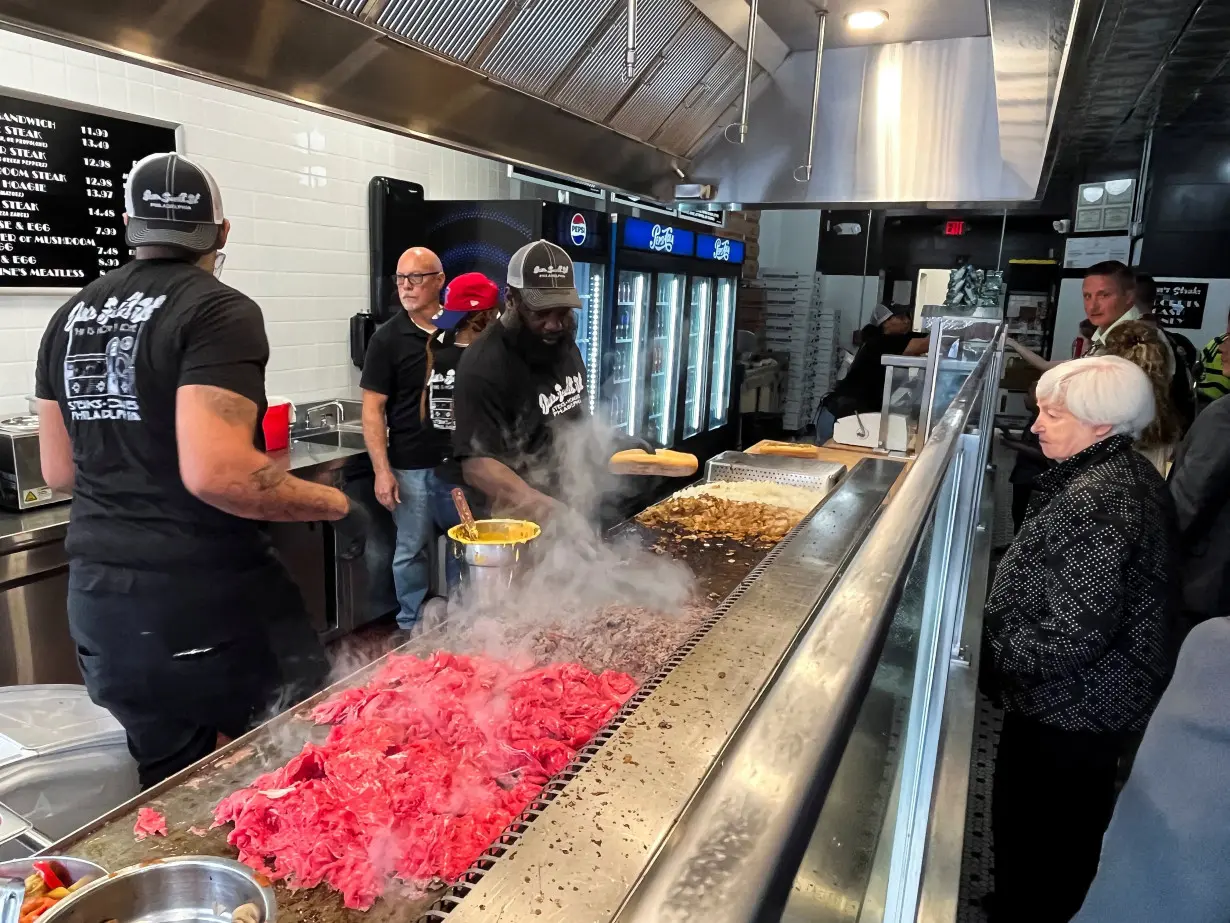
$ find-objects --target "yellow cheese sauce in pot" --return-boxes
[447,519,541,545]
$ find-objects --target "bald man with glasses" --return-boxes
[361,247,447,628]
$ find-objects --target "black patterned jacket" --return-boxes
[983,434,1177,733]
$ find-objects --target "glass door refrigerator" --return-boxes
[610,268,648,434]
[681,275,713,440]
[605,215,696,441]
[693,233,745,434]
[410,197,610,411]
[642,272,687,444]
[708,275,738,429]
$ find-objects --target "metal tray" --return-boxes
[705,450,846,492]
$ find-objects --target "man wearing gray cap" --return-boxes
[451,240,590,521]
[34,151,351,787]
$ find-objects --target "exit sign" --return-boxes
[944,220,966,236]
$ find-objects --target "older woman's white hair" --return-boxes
[1036,355,1156,438]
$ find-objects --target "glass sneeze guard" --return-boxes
[614,327,1007,923]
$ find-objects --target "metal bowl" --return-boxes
[39,857,276,923]
[0,857,106,890]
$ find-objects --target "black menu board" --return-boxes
[0,92,177,288]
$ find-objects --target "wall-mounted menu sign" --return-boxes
[0,93,177,289]
[622,216,695,256]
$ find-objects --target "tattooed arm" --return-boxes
[176,384,349,521]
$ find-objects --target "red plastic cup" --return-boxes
[262,401,292,452]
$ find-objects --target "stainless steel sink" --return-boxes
[294,430,367,450]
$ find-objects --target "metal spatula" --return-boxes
[451,488,480,541]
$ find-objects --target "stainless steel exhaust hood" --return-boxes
[0,0,1095,207]
[686,0,1083,206]
[0,0,730,198]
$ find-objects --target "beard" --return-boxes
[507,309,577,366]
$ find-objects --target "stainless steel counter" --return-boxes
[42,455,903,923]
[0,505,72,555]
[0,437,367,554]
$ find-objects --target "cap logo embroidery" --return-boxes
[142,190,201,205]
[532,264,570,283]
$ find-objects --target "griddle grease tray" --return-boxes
[420,505,827,922]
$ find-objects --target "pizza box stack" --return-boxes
[752,270,840,431]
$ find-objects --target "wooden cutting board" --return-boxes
[609,448,699,477]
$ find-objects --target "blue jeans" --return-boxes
[391,468,433,627]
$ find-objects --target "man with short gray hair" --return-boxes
[361,246,447,628]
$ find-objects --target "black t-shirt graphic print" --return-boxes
[426,330,463,435]
[36,258,273,570]
[60,291,164,422]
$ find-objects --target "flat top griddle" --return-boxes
[50,518,779,923]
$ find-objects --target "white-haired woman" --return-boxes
[981,356,1177,923]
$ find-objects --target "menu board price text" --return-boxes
[0,94,176,287]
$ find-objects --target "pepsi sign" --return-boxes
[696,233,745,264]
[569,213,588,246]
[622,216,695,256]
[546,203,603,251]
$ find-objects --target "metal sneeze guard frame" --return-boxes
[615,327,1007,923]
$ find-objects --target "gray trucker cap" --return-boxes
[506,239,583,310]
[124,152,225,253]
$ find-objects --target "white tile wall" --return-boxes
[0,29,509,413]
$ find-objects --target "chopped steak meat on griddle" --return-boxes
[517,603,712,680]
[212,652,635,909]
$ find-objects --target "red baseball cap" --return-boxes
[433,272,500,330]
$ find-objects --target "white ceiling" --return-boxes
[756,0,990,51]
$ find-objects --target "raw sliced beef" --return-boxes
[213,653,635,909]
[134,807,167,840]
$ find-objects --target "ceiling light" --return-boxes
[846,9,888,29]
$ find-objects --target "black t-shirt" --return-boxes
[452,322,588,497]
[833,325,928,413]
[34,258,272,570]
[359,310,441,470]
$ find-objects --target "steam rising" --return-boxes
[436,414,698,663]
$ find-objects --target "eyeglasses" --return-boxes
[395,270,444,288]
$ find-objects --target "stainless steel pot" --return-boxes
[39,856,276,923]
[447,519,540,609]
